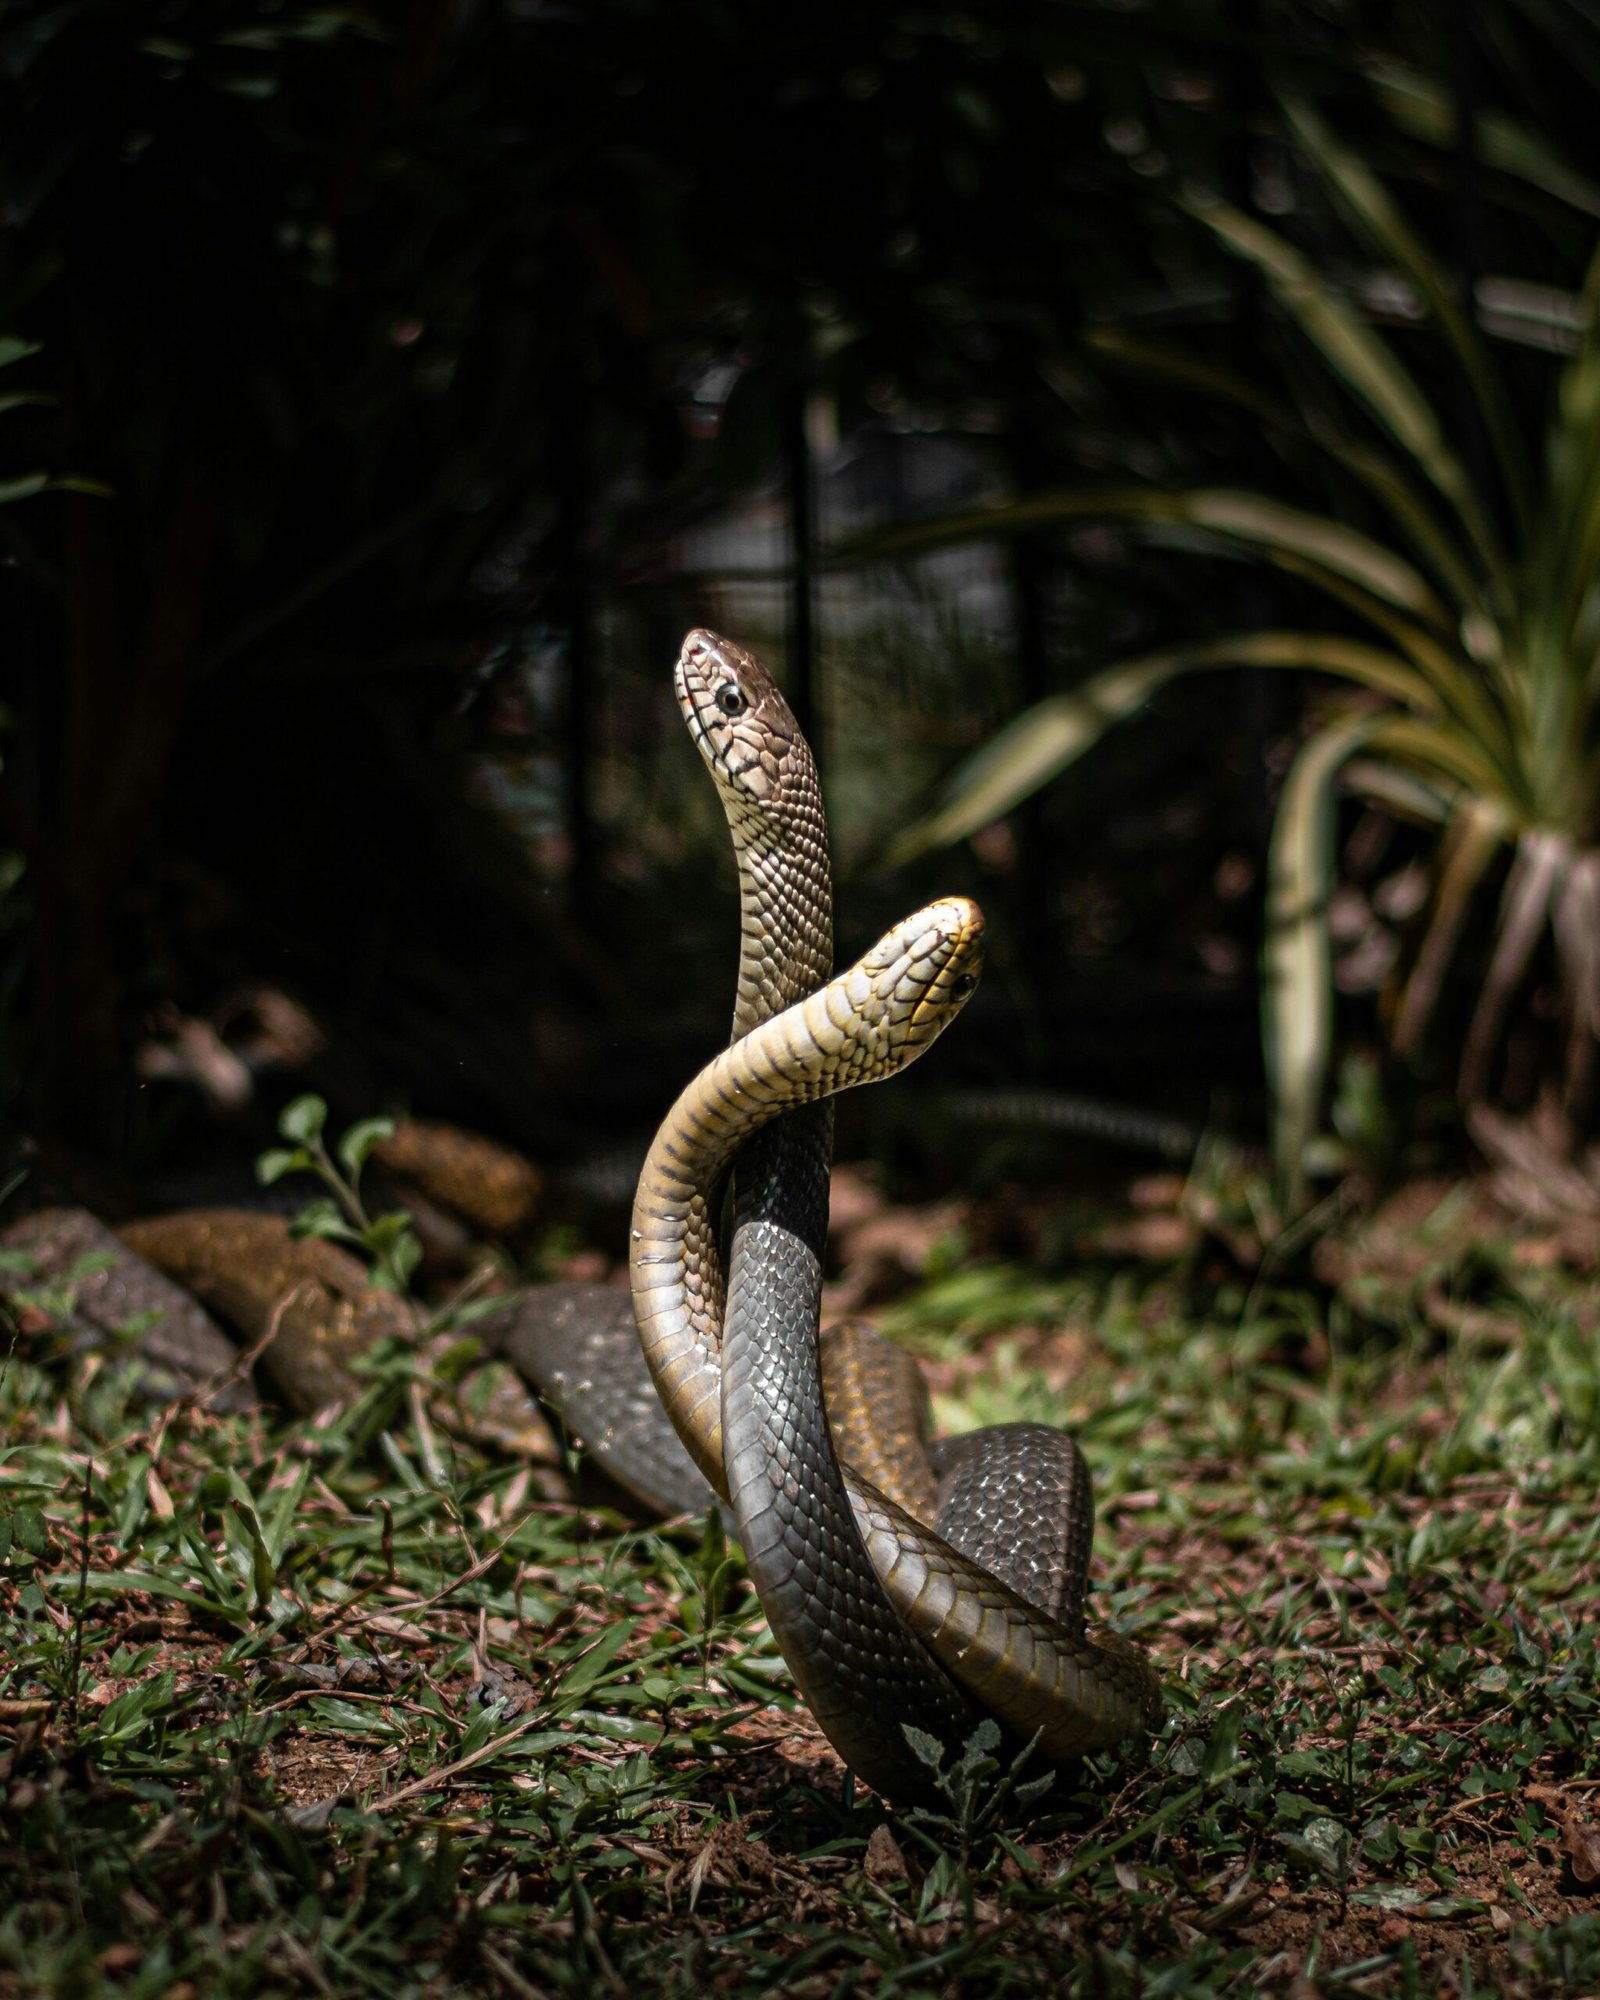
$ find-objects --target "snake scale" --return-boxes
[628,631,1160,1799]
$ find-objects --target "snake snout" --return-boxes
[674,629,800,800]
[878,896,985,1041]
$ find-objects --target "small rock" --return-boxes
[864,1823,908,1885]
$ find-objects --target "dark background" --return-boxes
[1,0,1592,1212]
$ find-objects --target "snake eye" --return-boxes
[951,972,977,997]
[715,682,748,717]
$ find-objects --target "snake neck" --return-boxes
[728,815,833,1042]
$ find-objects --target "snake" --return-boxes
[0,1205,561,1463]
[629,630,1160,1800]
[3,629,1160,1801]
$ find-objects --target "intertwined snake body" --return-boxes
[22,629,1161,1801]
[632,631,1161,1799]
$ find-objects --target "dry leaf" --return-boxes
[1560,1817,1600,1889]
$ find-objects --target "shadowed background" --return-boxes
[3,0,1595,1214]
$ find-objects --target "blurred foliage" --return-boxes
[2,0,1593,1188]
[855,12,1600,1200]
[0,0,1261,1166]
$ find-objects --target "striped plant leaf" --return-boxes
[1554,851,1600,1044]
[1282,95,1532,546]
[862,97,1600,1187]
[1541,252,1600,644]
[1362,713,1520,813]
[1363,60,1600,221]
[1182,194,1504,573]
[1255,551,1512,758]
[881,632,1437,867]
[880,651,1186,867]
[1460,830,1573,1100]
[1341,758,1456,826]
[1390,799,1508,1056]
[837,483,1455,633]
[1087,325,1483,608]
[1263,714,1387,1211]
[1175,490,1456,628]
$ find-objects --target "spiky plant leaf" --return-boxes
[1181,195,1502,571]
[1282,95,1532,539]
[1391,799,1507,1055]
[1264,714,1386,1209]
[1364,59,1600,220]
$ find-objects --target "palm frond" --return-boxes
[882,632,1434,867]
[1181,194,1507,577]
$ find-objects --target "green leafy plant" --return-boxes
[901,1718,1055,1839]
[872,95,1600,1206]
[256,1093,423,1294]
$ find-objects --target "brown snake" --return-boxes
[629,632,1160,1800]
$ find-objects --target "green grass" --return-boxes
[3,1192,1600,1998]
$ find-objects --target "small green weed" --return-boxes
[257,1093,424,1296]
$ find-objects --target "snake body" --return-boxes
[634,632,1160,1798]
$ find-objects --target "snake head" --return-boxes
[846,896,986,1058]
[674,630,819,825]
